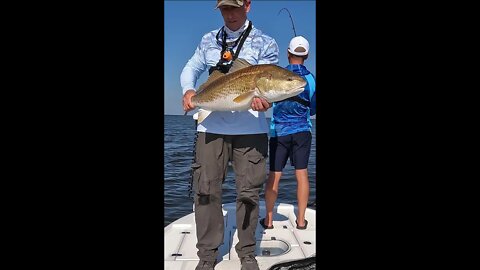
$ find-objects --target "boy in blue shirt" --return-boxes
[260,36,316,230]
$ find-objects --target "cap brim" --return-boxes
[216,4,242,9]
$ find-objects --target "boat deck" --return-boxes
[164,201,316,270]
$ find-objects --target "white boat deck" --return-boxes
[164,201,316,270]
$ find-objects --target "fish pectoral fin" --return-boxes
[197,109,212,124]
[233,91,256,103]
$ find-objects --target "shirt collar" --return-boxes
[286,64,309,75]
[224,20,250,38]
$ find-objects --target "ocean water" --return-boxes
[164,114,316,227]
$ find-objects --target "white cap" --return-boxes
[288,36,309,56]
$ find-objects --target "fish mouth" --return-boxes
[283,87,305,98]
[292,87,305,94]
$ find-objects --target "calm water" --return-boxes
[164,114,316,227]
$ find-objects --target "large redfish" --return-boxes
[191,58,306,122]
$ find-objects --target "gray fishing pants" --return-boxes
[192,132,268,262]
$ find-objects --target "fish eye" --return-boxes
[287,78,293,81]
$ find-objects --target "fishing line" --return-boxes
[278,8,297,37]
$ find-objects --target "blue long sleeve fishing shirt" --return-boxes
[270,64,316,137]
[180,20,279,135]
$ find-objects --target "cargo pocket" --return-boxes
[191,163,208,195]
[246,153,266,189]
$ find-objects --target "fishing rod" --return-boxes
[279,8,317,210]
[187,112,199,201]
[278,8,297,37]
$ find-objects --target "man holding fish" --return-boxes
[180,1,306,269]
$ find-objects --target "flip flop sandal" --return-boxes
[259,218,274,229]
[296,220,308,230]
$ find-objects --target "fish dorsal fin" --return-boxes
[229,58,252,73]
[197,59,251,93]
[197,70,225,93]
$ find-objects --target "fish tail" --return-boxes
[197,109,212,124]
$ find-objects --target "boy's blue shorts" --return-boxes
[269,131,312,171]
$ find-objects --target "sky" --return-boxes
[164,0,316,116]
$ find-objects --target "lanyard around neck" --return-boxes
[215,21,252,60]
